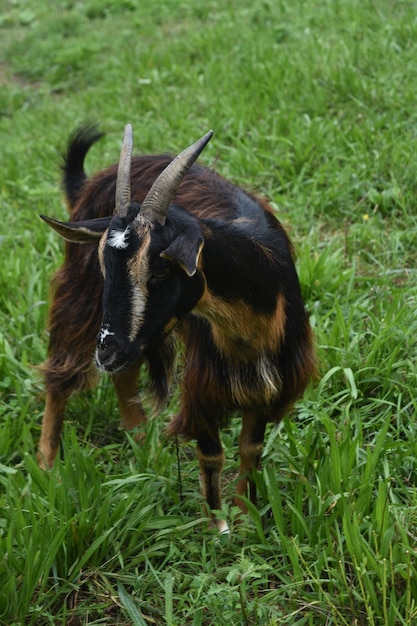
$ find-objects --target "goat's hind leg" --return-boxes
[234,410,268,512]
[196,427,228,533]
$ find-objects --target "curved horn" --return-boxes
[114,124,133,217]
[140,130,213,225]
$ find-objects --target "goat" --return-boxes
[39,123,316,531]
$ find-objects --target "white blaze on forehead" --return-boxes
[107,226,131,250]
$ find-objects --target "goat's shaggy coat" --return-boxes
[39,125,316,529]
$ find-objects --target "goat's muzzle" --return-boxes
[96,343,119,371]
[95,332,132,373]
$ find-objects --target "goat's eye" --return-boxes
[151,267,171,280]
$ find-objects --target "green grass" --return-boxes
[1,0,417,623]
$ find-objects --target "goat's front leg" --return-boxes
[197,430,227,532]
[112,363,145,431]
[38,357,98,469]
[234,410,267,511]
[37,391,70,470]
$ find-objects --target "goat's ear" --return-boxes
[161,231,204,277]
[40,215,111,243]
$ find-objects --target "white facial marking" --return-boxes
[107,226,130,250]
[99,325,114,344]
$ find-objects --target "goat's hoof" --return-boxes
[37,451,53,471]
[218,519,230,534]
[209,518,230,534]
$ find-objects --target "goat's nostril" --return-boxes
[97,344,112,358]
[98,349,114,365]
[96,342,118,368]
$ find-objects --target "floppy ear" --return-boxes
[161,230,204,277]
[40,215,111,243]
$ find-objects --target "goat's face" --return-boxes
[41,125,212,373]
[94,208,205,372]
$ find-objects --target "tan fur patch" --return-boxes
[194,289,287,360]
[127,218,152,340]
[163,317,179,336]
[193,289,287,406]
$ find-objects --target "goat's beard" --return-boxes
[143,333,178,415]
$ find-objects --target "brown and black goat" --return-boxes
[39,124,315,531]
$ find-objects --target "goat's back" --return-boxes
[70,155,274,226]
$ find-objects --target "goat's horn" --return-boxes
[115,124,133,217]
[140,130,213,225]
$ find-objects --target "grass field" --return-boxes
[1,0,417,624]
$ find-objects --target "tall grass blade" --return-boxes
[117,582,148,626]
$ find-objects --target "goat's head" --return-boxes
[41,125,212,373]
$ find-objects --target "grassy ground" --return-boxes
[1,0,417,624]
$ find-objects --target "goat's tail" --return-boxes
[61,123,104,209]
